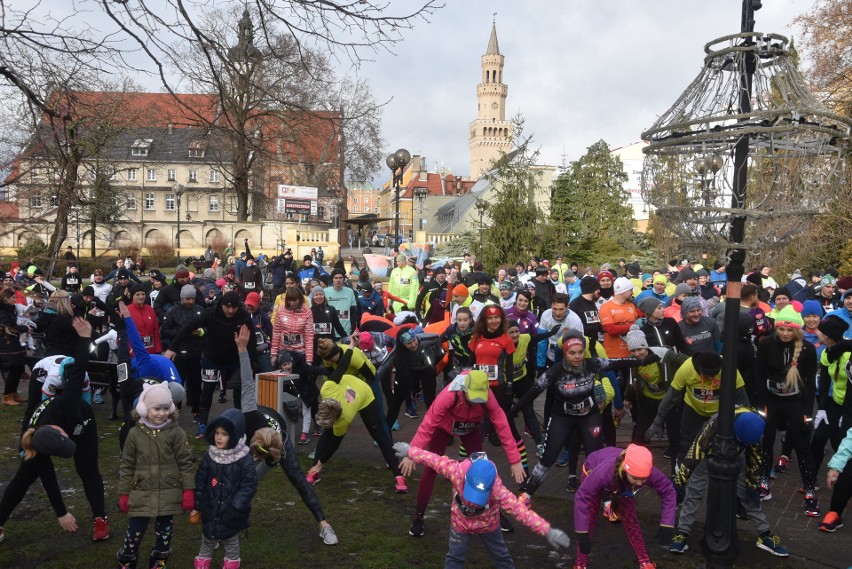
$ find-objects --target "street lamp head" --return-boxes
[386,155,397,171]
[475,199,489,213]
[394,148,411,168]
[173,182,185,196]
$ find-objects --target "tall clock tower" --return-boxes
[468,21,513,178]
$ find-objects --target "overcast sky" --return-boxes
[358,0,816,180]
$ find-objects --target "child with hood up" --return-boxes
[191,408,258,569]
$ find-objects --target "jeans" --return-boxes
[445,527,514,569]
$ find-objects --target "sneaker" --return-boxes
[756,533,789,557]
[93,390,104,404]
[603,500,620,522]
[523,427,533,438]
[804,493,820,517]
[404,408,419,420]
[0,526,5,544]
[93,517,110,541]
[769,467,778,479]
[662,447,674,460]
[395,476,408,493]
[319,524,338,545]
[775,455,789,474]
[392,420,401,431]
[759,479,772,501]
[409,513,425,537]
[736,499,749,520]
[218,392,227,404]
[638,563,657,569]
[819,511,844,532]
[306,470,321,485]
[299,433,310,445]
[555,448,570,467]
[195,424,206,439]
[499,514,514,533]
[797,485,821,493]
[308,450,316,460]
[536,443,545,458]
[565,475,579,493]
[669,531,689,553]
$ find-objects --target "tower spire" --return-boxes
[486,18,500,55]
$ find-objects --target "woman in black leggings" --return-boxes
[512,331,642,498]
[754,307,818,516]
[0,317,109,542]
[383,328,441,429]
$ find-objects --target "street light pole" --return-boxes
[474,199,488,258]
[174,183,185,265]
[414,186,428,240]
[386,148,410,253]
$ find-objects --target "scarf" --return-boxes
[208,435,250,464]
[140,417,172,430]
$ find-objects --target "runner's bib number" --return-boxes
[399,278,410,285]
[337,310,349,321]
[244,281,255,289]
[142,336,153,348]
[691,386,719,402]
[451,420,479,435]
[563,396,594,416]
[284,333,303,346]
[767,379,799,396]
[314,322,331,335]
[202,368,221,383]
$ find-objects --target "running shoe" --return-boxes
[819,511,843,532]
[775,455,789,474]
[769,467,778,479]
[93,390,104,404]
[756,533,789,557]
[93,517,110,541]
[638,563,657,569]
[404,408,419,420]
[0,526,5,544]
[395,476,408,493]
[662,447,674,460]
[298,433,310,445]
[565,475,579,493]
[804,493,820,517]
[758,479,772,501]
[409,513,425,537]
[797,485,821,493]
[306,470,321,485]
[319,524,338,545]
[391,420,401,431]
[195,424,206,440]
[499,514,514,533]
[669,531,689,553]
[555,448,570,467]
[218,392,227,404]
[536,443,545,459]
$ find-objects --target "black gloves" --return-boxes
[576,531,591,554]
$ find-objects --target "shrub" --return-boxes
[16,236,48,265]
[147,239,176,268]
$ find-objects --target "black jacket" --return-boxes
[170,304,256,372]
[0,302,26,356]
[160,303,204,356]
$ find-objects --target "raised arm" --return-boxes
[236,326,258,414]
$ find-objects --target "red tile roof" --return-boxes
[48,91,219,127]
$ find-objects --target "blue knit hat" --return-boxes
[801,300,824,318]
[734,412,765,445]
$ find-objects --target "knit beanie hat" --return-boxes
[818,315,848,342]
[694,352,723,376]
[681,295,702,316]
[836,276,852,291]
[674,283,692,298]
[580,276,601,294]
[129,284,147,297]
[772,286,792,301]
[801,300,823,318]
[638,297,662,317]
[135,382,174,417]
[310,286,325,299]
[641,273,652,284]
[220,291,242,307]
[597,270,614,283]
[452,284,469,298]
[653,274,667,285]
[358,331,375,352]
[625,324,648,351]
[773,305,804,329]
[627,262,642,275]
[613,277,633,296]
[175,264,190,279]
[622,444,653,478]
[820,274,836,287]
[733,412,765,445]
[180,284,196,299]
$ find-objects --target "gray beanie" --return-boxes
[681,295,702,316]
[673,283,692,298]
[180,284,197,299]
[310,286,325,298]
[625,324,648,351]
[637,297,662,317]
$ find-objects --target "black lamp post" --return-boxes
[386,148,410,252]
[474,199,488,257]
[174,183,185,264]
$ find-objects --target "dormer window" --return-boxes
[131,139,152,157]
[188,140,205,158]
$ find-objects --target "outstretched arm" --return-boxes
[236,326,258,414]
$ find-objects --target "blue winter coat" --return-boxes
[195,409,258,540]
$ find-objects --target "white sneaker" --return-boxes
[319,525,338,545]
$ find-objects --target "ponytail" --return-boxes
[783,328,804,392]
[21,427,37,461]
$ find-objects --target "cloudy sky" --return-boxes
[357,0,816,180]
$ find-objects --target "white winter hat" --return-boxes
[613,277,633,296]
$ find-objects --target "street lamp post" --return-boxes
[474,198,488,257]
[174,183,185,265]
[640,2,850,568]
[386,148,411,252]
[414,186,429,240]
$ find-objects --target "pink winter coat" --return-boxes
[271,304,314,362]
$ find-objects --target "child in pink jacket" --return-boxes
[394,442,571,568]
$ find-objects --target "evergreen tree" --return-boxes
[550,139,633,263]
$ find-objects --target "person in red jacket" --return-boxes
[127,284,161,354]
[401,369,525,538]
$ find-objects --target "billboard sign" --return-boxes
[277,185,318,200]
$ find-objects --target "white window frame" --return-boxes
[188,169,198,183]
[144,192,155,210]
[131,147,148,157]
[167,169,176,181]
[29,194,43,208]
[210,169,220,183]
[146,168,156,181]
[209,195,220,212]
[127,168,138,181]
[165,194,175,211]
[126,195,137,210]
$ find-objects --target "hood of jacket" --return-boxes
[205,408,246,449]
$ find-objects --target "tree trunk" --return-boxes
[45,155,80,279]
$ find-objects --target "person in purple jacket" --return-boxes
[573,444,675,569]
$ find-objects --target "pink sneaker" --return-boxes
[92,516,109,541]
[306,470,321,485]
[395,475,408,493]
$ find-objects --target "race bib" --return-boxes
[584,310,601,324]
[337,310,349,321]
[767,379,799,396]
[202,368,221,383]
[301,277,310,286]
[399,278,410,285]
[564,396,594,416]
[284,333,303,346]
[451,420,479,435]
[67,277,78,285]
[244,281,256,289]
[691,386,720,402]
[314,322,331,335]
[476,364,499,386]
[142,336,153,348]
